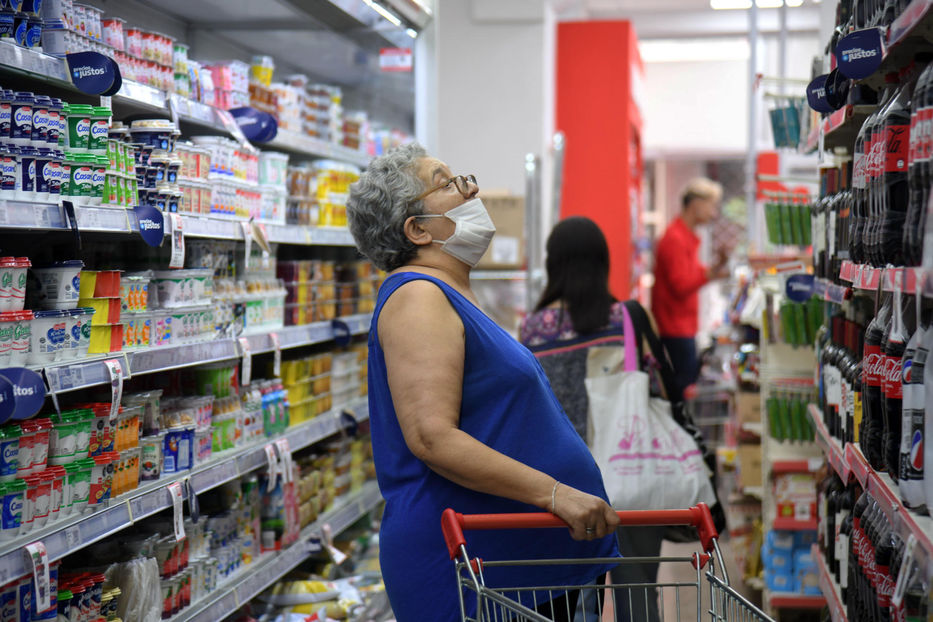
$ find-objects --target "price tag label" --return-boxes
[64,525,80,548]
[185,478,200,524]
[238,337,252,386]
[104,359,123,421]
[240,221,252,270]
[167,482,186,541]
[252,222,271,256]
[892,534,917,608]
[168,214,185,268]
[263,443,278,492]
[275,438,292,483]
[100,95,112,109]
[167,95,181,128]
[35,206,52,228]
[24,542,51,612]
[271,332,281,377]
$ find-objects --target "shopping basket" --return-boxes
[441,503,774,622]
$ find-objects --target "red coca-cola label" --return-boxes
[909,112,919,166]
[886,125,909,172]
[884,355,904,398]
[922,107,932,162]
[870,131,882,179]
[878,566,894,607]
[864,345,884,386]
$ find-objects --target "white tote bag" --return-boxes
[586,306,716,511]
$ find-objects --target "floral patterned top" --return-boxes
[519,302,629,346]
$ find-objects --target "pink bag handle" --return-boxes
[621,303,639,372]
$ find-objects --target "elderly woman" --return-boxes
[347,143,619,622]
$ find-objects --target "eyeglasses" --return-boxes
[410,174,478,205]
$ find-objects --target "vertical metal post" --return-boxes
[525,153,541,313]
[745,1,760,251]
[551,131,566,228]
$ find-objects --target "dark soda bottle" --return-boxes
[862,293,892,471]
[879,67,916,266]
[856,74,897,266]
[905,63,933,264]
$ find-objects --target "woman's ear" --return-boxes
[403,215,434,247]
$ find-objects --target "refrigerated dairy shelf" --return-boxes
[0,398,369,586]
[808,403,933,562]
[41,314,372,394]
[0,201,358,246]
[174,479,383,622]
[814,544,847,622]
[0,40,372,167]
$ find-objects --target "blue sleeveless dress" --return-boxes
[369,272,619,622]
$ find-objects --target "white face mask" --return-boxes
[417,197,496,267]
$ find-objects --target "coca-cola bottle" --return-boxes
[862,292,892,471]
[899,286,926,511]
[881,273,912,481]
[879,67,917,266]
[905,62,933,265]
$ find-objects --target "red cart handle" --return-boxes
[441,503,719,560]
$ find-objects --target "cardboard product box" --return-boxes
[737,444,762,489]
[475,194,525,270]
[735,391,762,426]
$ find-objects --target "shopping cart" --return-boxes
[441,503,774,622]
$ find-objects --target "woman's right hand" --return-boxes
[552,483,620,541]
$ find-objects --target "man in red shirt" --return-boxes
[652,178,730,396]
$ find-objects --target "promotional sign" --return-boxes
[835,28,884,80]
[785,274,816,303]
[0,368,46,420]
[134,205,165,247]
[0,374,14,424]
[331,319,351,347]
[379,48,413,72]
[807,75,834,113]
[825,68,850,111]
[228,107,278,143]
[65,52,122,96]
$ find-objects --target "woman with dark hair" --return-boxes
[520,216,664,622]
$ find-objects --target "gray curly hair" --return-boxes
[348,143,429,272]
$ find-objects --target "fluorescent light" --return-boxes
[710,0,804,7]
[363,0,402,27]
[639,37,750,62]
[785,0,804,5]
[406,28,418,38]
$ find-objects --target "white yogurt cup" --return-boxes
[31,260,83,309]
[27,309,66,365]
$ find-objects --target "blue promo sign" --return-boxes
[835,29,884,80]
[66,52,123,96]
[0,368,46,420]
[0,374,14,424]
[807,75,834,114]
[135,205,165,247]
[228,107,278,143]
[785,274,816,303]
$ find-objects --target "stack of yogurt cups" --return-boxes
[0,90,66,204]
[128,119,181,214]
[24,259,95,366]
[0,256,32,368]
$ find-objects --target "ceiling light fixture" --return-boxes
[363,0,402,27]
[405,28,418,38]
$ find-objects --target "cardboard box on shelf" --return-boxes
[735,391,762,426]
[737,443,762,489]
[475,194,525,270]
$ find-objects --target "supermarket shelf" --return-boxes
[809,403,933,567]
[265,129,372,168]
[814,544,847,622]
[175,479,383,622]
[772,517,818,531]
[0,41,371,168]
[804,105,875,154]
[807,404,849,482]
[838,263,929,294]
[0,398,369,586]
[771,459,821,475]
[42,314,372,394]
[768,592,827,609]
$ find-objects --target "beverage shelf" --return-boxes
[814,544,847,622]
[813,278,851,305]
[0,398,369,586]
[809,403,933,563]
[808,404,849,482]
[171,479,382,622]
[806,105,876,153]
[838,263,930,295]
[41,314,371,394]
[0,41,372,168]
[771,459,822,475]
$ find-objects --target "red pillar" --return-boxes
[556,21,642,299]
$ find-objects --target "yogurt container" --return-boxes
[30,260,82,309]
[0,148,14,195]
[9,92,32,147]
[47,98,62,146]
[87,107,109,155]
[67,457,93,510]
[162,426,193,474]
[14,145,35,201]
[0,91,11,144]
[26,309,65,363]
[129,119,176,152]
[68,307,93,359]
[23,15,41,49]
[30,96,49,145]
[69,153,95,199]
[0,257,30,311]
[48,411,77,465]
[40,18,65,56]
[15,420,34,477]
[33,147,52,201]
[27,470,51,527]
[87,452,115,505]
[0,12,12,42]
[0,479,24,539]
[139,433,163,481]
[0,426,19,482]
[46,465,64,519]
[0,310,32,366]
[65,104,92,152]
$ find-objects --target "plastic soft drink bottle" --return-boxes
[863,293,893,470]
[899,283,927,511]
[882,273,912,481]
[879,68,916,265]
[904,63,932,265]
